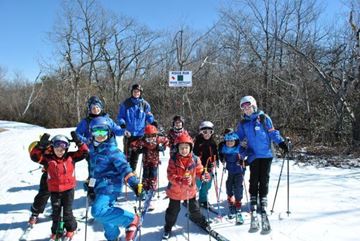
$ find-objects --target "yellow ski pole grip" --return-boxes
[138,183,143,195]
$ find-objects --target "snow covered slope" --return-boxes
[0,120,359,241]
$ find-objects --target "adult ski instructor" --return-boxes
[117,84,157,172]
[236,95,288,234]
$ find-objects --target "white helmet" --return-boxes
[199,121,214,130]
[240,95,257,111]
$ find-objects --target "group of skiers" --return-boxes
[26,84,289,241]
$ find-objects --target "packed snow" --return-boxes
[0,120,359,241]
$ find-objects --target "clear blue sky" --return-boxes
[0,0,346,81]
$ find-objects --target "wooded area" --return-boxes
[0,0,359,150]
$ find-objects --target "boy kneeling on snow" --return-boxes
[30,132,89,241]
[162,132,210,239]
[88,116,141,241]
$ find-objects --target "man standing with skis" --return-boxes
[117,84,156,172]
[236,95,288,234]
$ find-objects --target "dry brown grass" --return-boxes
[0,128,7,133]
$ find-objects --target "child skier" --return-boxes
[193,121,219,208]
[219,132,246,224]
[88,116,141,241]
[30,132,89,241]
[27,135,51,226]
[75,96,125,201]
[236,95,288,234]
[130,124,169,210]
[167,115,189,155]
[163,132,210,240]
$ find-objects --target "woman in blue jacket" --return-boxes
[88,117,141,241]
[236,96,288,233]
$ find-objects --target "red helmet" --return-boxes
[144,124,158,135]
[174,133,193,146]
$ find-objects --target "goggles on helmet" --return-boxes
[92,129,109,137]
[200,129,214,135]
[53,140,69,149]
[240,101,252,110]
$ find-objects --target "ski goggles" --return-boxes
[240,102,252,110]
[200,129,214,135]
[91,129,109,137]
[53,141,69,149]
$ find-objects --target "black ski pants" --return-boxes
[164,197,208,232]
[249,158,272,199]
[31,172,51,215]
[50,188,77,234]
[124,136,142,172]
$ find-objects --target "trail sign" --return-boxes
[169,71,192,87]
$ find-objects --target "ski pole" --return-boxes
[185,171,191,241]
[29,166,42,174]
[270,155,286,214]
[286,137,293,216]
[157,165,160,199]
[84,191,89,241]
[56,206,64,241]
[240,165,250,212]
[212,167,222,219]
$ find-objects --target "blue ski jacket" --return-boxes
[220,145,246,174]
[117,97,154,137]
[235,110,284,164]
[89,137,138,195]
[75,114,124,145]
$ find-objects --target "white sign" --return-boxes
[169,71,192,87]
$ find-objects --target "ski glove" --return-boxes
[157,144,165,152]
[176,175,192,186]
[201,172,211,182]
[70,131,82,146]
[278,141,288,154]
[128,175,141,197]
[38,133,50,149]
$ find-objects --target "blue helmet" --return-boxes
[89,116,110,131]
[87,96,104,112]
[224,132,239,141]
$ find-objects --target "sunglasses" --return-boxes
[240,102,252,110]
[92,129,109,137]
[53,141,69,149]
[200,129,214,135]
[145,134,157,138]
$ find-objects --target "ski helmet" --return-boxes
[172,115,185,126]
[174,133,193,152]
[224,132,239,141]
[144,124,158,135]
[240,95,257,111]
[89,116,111,132]
[199,121,214,130]
[223,128,234,135]
[87,96,104,112]
[131,84,143,93]
[51,135,70,149]
[28,141,38,153]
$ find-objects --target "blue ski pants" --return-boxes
[91,193,135,241]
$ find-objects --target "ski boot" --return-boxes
[249,212,260,233]
[260,212,271,234]
[235,200,244,225]
[28,214,38,228]
[227,196,236,219]
[63,231,75,241]
[162,231,171,240]
[125,215,140,241]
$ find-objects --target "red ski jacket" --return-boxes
[166,153,204,200]
[30,144,89,192]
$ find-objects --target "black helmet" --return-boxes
[87,96,104,111]
[131,84,143,93]
[172,115,184,126]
